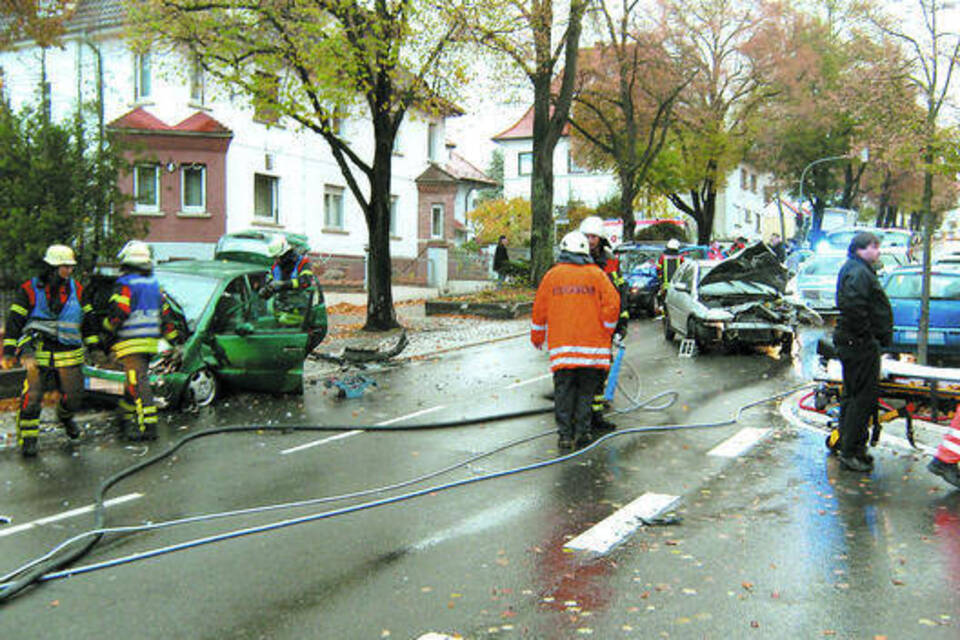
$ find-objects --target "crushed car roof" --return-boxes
[699,243,787,292]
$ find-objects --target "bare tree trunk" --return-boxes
[619,168,638,243]
[363,123,399,331]
[529,77,557,285]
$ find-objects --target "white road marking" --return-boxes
[506,373,552,389]
[564,492,679,555]
[280,405,446,455]
[707,427,771,458]
[0,493,143,538]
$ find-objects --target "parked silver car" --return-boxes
[787,249,910,314]
[662,244,821,354]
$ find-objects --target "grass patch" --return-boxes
[438,286,535,304]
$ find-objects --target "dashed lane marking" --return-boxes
[506,373,552,389]
[0,493,143,538]
[564,492,679,555]
[707,427,771,458]
[280,405,447,455]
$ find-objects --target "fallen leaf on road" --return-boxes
[741,581,754,591]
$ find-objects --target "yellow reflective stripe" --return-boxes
[112,337,159,358]
[620,311,630,319]
[127,369,137,385]
[82,304,93,312]
[3,338,15,347]
[102,317,114,332]
[84,335,100,345]
[118,400,135,412]
[166,329,179,340]
[10,304,28,316]
[52,350,84,367]
[290,278,300,289]
[109,293,131,306]
[16,335,31,347]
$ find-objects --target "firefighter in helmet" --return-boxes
[656,238,684,300]
[259,235,327,353]
[99,240,162,441]
[578,216,627,435]
[2,244,98,456]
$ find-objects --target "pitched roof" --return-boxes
[65,0,125,33]
[491,105,570,141]
[416,154,496,187]
[107,107,233,137]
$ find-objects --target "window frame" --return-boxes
[324,186,345,230]
[133,164,160,213]
[518,151,533,176]
[134,52,152,102]
[431,203,444,239]
[253,173,279,222]
[180,164,207,214]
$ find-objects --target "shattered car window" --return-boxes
[154,272,220,330]
[699,280,779,297]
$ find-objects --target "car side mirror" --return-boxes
[236,322,254,336]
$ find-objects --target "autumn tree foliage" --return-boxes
[0,0,70,49]
[567,1,692,243]
[454,0,589,284]
[650,0,784,244]
[127,0,470,330]
[467,197,531,245]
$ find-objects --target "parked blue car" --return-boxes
[884,266,960,361]
[616,244,662,316]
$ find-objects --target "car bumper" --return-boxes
[694,320,794,345]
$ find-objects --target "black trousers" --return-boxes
[553,368,605,441]
[836,338,880,457]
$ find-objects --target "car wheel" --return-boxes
[648,296,660,317]
[663,310,675,341]
[184,367,218,408]
[687,318,711,353]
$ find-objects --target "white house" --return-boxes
[0,0,488,287]
[492,105,773,242]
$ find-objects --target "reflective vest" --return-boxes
[116,273,162,340]
[271,255,313,326]
[658,253,683,286]
[24,277,83,346]
[530,262,620,372]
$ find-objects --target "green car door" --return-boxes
[208,275,308,393]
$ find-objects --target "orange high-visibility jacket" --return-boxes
[530,261,620,371]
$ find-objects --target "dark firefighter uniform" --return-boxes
[3,261,98,455]
[101,242,163,441]
[262,248,327,353]
[590,241,628,432]
[656,248,683,295]
[532,232,620,450]
[833,235,892,471]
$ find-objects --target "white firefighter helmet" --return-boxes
[666,239,681,250]
[559,231,590,256]
[43,244,77,267]
[267,234,290,258]
[579,216,605,238]
[117,240,153,267]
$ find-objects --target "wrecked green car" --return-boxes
[83,258,327,409]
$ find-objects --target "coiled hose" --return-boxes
[0,381,810,603]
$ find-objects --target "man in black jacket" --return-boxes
[493,236,509,284]
[833,231,893,472]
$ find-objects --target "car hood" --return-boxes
[700,243,787,292]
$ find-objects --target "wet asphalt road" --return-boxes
[2,319,960,638]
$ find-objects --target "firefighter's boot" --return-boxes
[929,457,960,489]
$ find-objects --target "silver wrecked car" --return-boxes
[662,243,821,354]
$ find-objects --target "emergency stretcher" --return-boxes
[803,338,960,451]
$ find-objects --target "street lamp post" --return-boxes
[798,148,869,244]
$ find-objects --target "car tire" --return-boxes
[663,310,675,341]
[687,318,707,352]
[184,367,218,409]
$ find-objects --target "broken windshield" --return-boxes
[155,272,220,330]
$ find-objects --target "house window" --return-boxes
[181,164,206,213]
[740,168,747,191]
[324,186,344,229]
[133,164,159,212]
[568,149,586,174]
[253,71,279,124]
[750,174,757,194]
[134,52,152,102]
[431,203,444,238]
[189,57,205,105]
[518,152,533,176]
[427,122,440,162]
[254,174,278,222]
[389,195,399,236]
